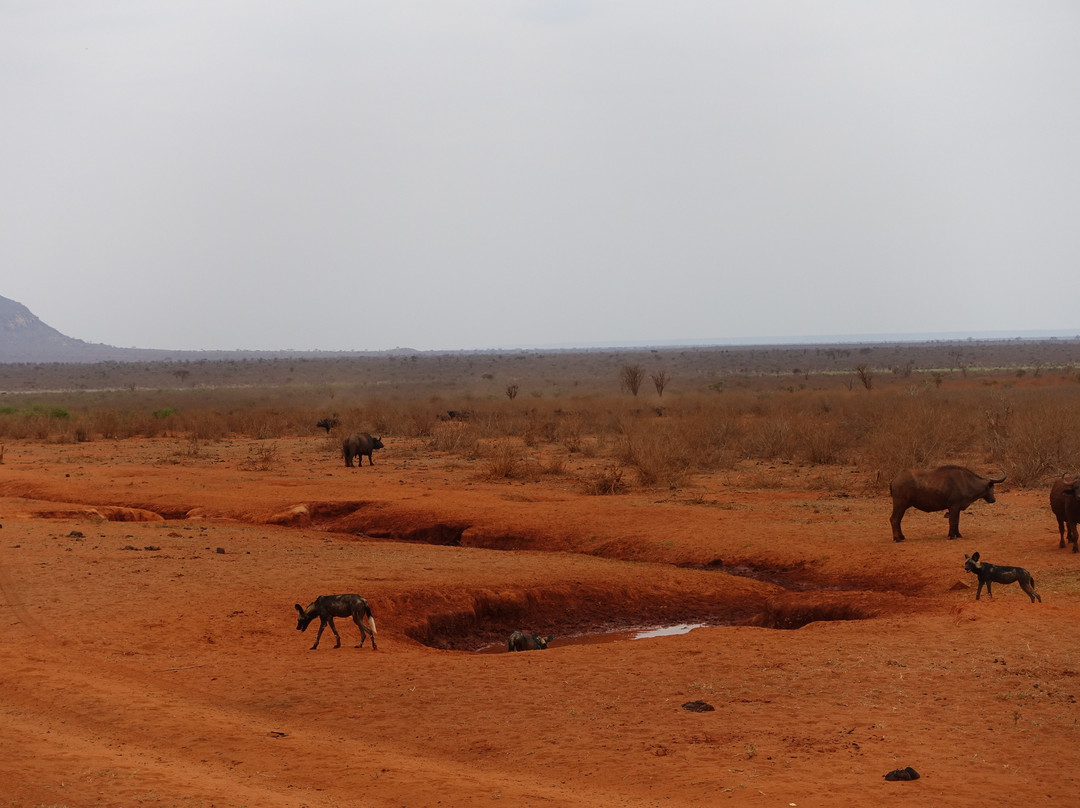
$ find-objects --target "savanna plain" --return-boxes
[2,342,1080,807]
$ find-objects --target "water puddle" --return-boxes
[477,621,714,653]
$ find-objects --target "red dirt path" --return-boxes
[2,436,1079,807]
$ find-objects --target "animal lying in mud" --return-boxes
[889,466,1005,542]
[342,432,384,467]
[963,553,1041,603]
[295,594,378,650]
[508,631,553,652]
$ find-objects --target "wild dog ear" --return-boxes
[970,552,980,562]
[295,603,305,614]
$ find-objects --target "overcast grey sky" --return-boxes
[2,2,1078,352]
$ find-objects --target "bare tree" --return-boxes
[505,383,519,401]
[854,364,873,391]
[620,364,645,396]
[651,370,669,398]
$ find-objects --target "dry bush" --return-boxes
[430,422,479,456]
[479,440,532,480]
[857,393,981,478]
[617,419,693,488]
[993,400,1077,486]
[241,442,281,471]
[793,416,847,465]
[742,414,795,460]
[179,411,230,442]
[583,464,629,495]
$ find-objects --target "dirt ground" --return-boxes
[2,435,1079,807]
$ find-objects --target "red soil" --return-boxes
[2,436,1078,807]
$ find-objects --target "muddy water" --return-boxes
[477,621,716,653]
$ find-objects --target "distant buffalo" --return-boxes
[1049,474,1080,553]
[889,465,1005,542]
[343,432,384,467]
[508,631,553,652]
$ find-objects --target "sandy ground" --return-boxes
[2,435,1079,807]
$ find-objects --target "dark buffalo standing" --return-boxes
[508,631,553,652]
[889,465,1006,542]
[1049,474,1080,553]
[343,432,384,467]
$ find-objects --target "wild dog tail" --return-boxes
[365,605,377,635]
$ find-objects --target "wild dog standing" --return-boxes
[963,553,1041,603]
[295,594,378,650]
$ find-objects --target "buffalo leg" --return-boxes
[890,506,907,542]
[947,507,962,539]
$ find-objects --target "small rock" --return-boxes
[216,547,226,554]
[681,700,715,712]
[884,766,920,781]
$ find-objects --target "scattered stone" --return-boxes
[884,766,920,781]
[68,530,84,538]
[144,545,161,551]
[681,700,715,713]
[216,547,226,554]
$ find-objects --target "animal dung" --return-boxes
[883,766,920,781]
[681,700,715,712]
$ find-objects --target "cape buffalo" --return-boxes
[1049,474,1080,553]
[343,432,384,467]
[508,631,553,652]
[295,594,378,650]
[889,465,1005,542]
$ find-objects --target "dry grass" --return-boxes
[2,346,1079,492]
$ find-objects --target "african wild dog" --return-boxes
[508,630,553,652]
[294,594,378,650]
[963,553,1041,603]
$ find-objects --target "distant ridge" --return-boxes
[0,295,418,363]
[3,293,1078,363]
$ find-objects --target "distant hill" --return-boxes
[0,295,419,363]
[0,295,116,362]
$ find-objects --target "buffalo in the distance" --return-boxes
[342,432,384,468]
[1049,474,1080,553]
[889,465,1005,542]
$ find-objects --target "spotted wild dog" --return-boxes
[963,552,1041,603]
[294,594,378,650]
